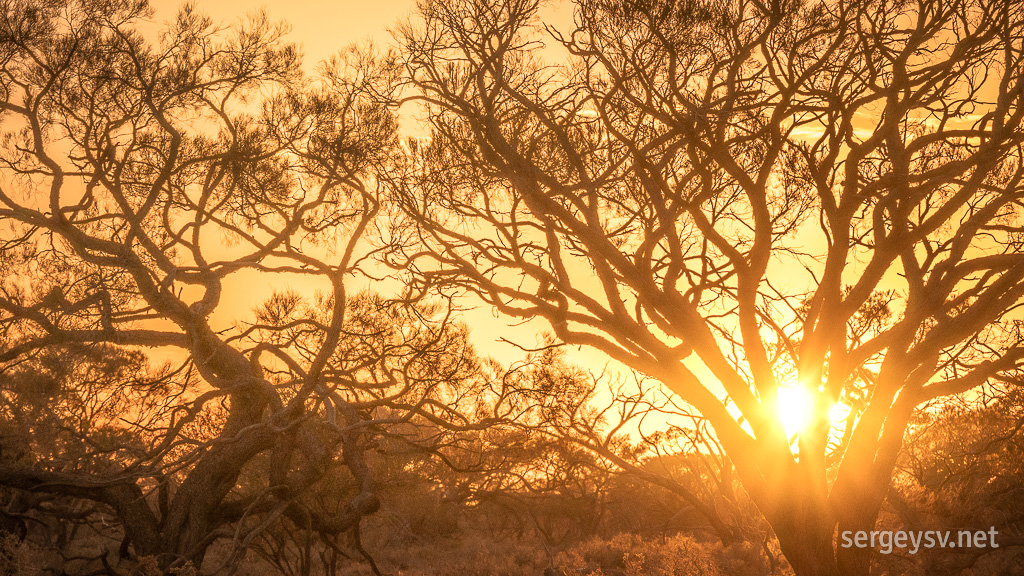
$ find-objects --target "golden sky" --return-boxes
[149,0,415,67]
[135,0,832,432]
[138,1,587,368]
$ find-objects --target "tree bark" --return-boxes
[759,466,844,576]
[0,464,162,557]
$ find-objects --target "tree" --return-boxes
[391,0,1024,574]
[885,385,1024,574]
[0,1,486,572]
[488,345,767,548]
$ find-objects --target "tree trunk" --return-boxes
[760,467,844,576]
[832,494,882,576]
[773,521,841,576]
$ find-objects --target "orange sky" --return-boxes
[149,0,415,66]
[135,0,816,430]
[140,0,596,369]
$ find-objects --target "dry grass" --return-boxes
[0,534,58,575]
[330,531,776,576]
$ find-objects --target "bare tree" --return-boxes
[491,345,766,547]
[885,385,1024,573]
[391,0,1024,573]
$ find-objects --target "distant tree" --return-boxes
[391,0,1024,574]
[0,344,183,561]
[0,1,486,573]
[348,343,767,563]
[487,346,765,548]
[886,385,1024,574]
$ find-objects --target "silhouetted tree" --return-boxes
[0,1,486,573]
[391,0,1024,574]
[489,346,765,547]
[885,385,1024,574]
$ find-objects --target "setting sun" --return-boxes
[777,386,809,437]
[777,386,853,438]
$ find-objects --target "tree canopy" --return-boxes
[2,0,1024,575]
[390,0,1024,573]
[0,1,480,571]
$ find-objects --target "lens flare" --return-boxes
[777,386,808,437]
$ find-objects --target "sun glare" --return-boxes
[777,386,808,437]
[776,385,854,439]
[828,401,852,424]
